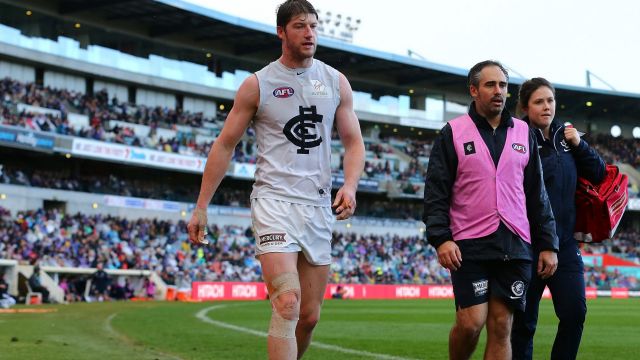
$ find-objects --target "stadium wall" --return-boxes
[190,282,640,301]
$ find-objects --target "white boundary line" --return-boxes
[195,305,420,360]
[105,313,184,360]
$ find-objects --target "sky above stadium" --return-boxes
[183,0,640,95]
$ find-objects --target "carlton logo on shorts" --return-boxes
[283,105,323,154]
[259,233,287,246]
[512,143,527,154]
[511,280,525,297]
[472,279,488,297]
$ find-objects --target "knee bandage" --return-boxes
[268,272,300,339]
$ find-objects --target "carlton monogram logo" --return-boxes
[463,141,476,155]
[511,280,525,297]
[283,105,323,154]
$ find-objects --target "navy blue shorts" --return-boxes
[451,259,532,312]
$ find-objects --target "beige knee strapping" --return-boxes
[268,272,300,339]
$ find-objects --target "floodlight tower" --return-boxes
[316,8,361,43]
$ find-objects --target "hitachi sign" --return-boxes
[198,284,225,299]
[428,286,454,298]
[396,286,421,298]
[232,284,258,298]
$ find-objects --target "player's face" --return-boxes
[470,65,508,119]
[279,13,318,60]
[524,86,556,130]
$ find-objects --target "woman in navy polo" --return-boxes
[511,77,605,360]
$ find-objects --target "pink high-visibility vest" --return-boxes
[448,115,531,243]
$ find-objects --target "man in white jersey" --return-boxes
[187,1,365,359]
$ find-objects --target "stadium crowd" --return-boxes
[0,165,250,206]
[0,165,427,219]
[0,77,248,160]
[3,77,639,189]
[584,133,640,168]
[582,227,640,264]
[0,207,638,299]
[0,207,443,287]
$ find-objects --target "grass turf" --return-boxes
[0,298,638,359]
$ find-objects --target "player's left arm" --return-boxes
[333,73,365,220]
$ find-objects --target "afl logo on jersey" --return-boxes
[512,143,527,154]
[273,87,295,98]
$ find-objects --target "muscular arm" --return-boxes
[333,73,364,220]
[188,75,258,244]
[194,76,259,209]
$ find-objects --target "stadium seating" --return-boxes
[0,206,637,298]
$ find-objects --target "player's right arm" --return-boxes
[188,75,259,245]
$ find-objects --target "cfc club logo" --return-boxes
[512,143,527,154]
[283,105,323,154]
[511,280,525,297]
[463,141,476,155]
[273,87,295,98]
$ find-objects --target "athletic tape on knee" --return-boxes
[270,272,300,300]
[268,272,300,339]
[269,310,298,339]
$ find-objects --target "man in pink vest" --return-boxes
[423,60,559,360]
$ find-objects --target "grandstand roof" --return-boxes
[2,0,640,119]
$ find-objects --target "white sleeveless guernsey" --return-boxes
[251,59,340,206]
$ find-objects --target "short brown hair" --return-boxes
[276,0,318,28]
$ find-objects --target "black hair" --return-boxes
[467,60,509,88]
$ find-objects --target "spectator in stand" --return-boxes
[58,276,74,303]
[90,262,111,302]
[144,278,156,299]
[0,269,16,309]
[28,265,50,303]
[331,285,347,299]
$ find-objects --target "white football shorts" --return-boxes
[251,198,335,265]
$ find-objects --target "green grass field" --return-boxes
[1,298,639,359]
